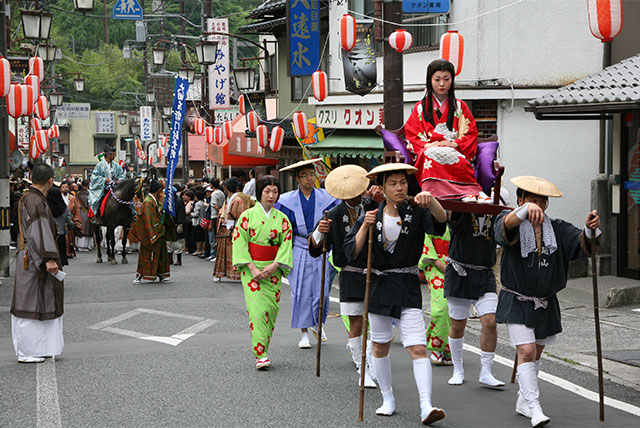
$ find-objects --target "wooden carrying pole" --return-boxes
[316,211,329,377]
[590,232,605,421]
[359,227,374,421]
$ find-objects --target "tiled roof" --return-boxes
[238,16,287,34]
[527,53,640,113]
[246,0,286,19]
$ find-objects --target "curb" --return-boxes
[604,286,640,308]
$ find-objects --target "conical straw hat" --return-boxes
[366,163,418,178]
[510,176,562,198]
[279,158,323,172]
[325,164,369,200]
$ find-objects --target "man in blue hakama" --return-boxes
[275,159,338,348]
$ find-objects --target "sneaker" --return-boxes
[132,276,142,284]
[256,358,270,370]
[309,325,328,342]
[298,335,311,349]
[18,356,45,363]
[430,351,444,365]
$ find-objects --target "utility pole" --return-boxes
[382,0,404,130]
[0,0,10,277]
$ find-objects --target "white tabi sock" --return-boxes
[517,362,550,427]
[412,358,433,411]
[347,337,362,369]
[447,337,465,385]
[479,351,505,387]
[372,355,395,416]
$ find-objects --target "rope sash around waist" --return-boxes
[501,285,549,310]
[445,257,492,277]
[343,265,420,277]
[249,242,279,261]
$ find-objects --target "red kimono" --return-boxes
[405,97,482,199]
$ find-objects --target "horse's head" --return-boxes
[113,178,145,202]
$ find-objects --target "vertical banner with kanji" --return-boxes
[139,106,153,141]
[207,18,230,110]
[343,20,377,96]
[288,0,320,76]
[163,77,189,217]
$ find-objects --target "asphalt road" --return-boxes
[0,249,639,427]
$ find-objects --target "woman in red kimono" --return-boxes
[405,59,482,199]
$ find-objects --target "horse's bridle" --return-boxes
[108,177,145,206]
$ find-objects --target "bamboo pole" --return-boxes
[590,232,605,421]
[316,211,329,377]
[359,227,374,421]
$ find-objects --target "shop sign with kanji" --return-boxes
[95,112,115,134]
[288,0,320,76]
[316,103,415,129]
[207,18,230,109]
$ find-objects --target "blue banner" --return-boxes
[163,77,189,217]
[402,0,450,14]
[288,0,320,76]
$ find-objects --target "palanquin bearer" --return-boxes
[274,158,339,349]
[309,165,379,388]
[495,176,600,427]
[344,164,448,425]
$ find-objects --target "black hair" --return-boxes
[256,175,280,203]
[47,186,67,217]
[81,179,90,188]
[173,183,183,193]
[250,168,255,177]
[32,163,54,185]
[225,178,238,194]
[516,188,548,202]
[195,190,205,201]
[202,177,210,183]
[184,191,195,200]
[375,170,409,186]
[211,178,221,189]
[149,180,163,194]
[422,59,457,131]
[296,165,316,177]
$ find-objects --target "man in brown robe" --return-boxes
[132,180,171,283]
[61,181,82,258]
[11,163,64,363]
[75,180,94,251]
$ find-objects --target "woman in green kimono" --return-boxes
[232,175,293,370]
[419,227,452,365]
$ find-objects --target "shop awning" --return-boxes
[308,131,384,159]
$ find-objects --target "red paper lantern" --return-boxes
[35,95,49,119]
[157,146,162,160]
[194,117,205,135]
[247,110,259,132]
[205,126,215,144]
[0,57,10,97]
[138,149,146,160]
[31,117,42,131]
[223,120,233,140]
[239,94,246,115]
[340,14,357,52]
[587,0,623,42]
[292,111,308,139]
[6,84,36,118]
[214,126,224,145]
[24,74,40,97]
[440,30,464,76]
[269,126,284,152]
[160,135,168,147]
[48,124,60,139]
[312,70,328,102]
[28,56,44,80]
[256,124,269,148]
[35,129,49,153]
[388,29,413,53]
[29,136,39,159]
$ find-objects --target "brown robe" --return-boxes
[65,193,83,256]
[11,187,64,321]
[131,194,170,280]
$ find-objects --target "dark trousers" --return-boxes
[56,234,68,266]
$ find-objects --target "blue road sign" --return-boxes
[402,0,450,14]
[113,0,143,20]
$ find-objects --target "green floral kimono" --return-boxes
[232,204,293,360]
[419,227,451,354]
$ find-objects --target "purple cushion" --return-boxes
[380,129,412,164]
[474,141,499,194]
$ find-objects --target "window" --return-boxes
[94,137,116,156]
[291,75,312,102]
[409,15,447,49]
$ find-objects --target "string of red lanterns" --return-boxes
[440,30,464,76]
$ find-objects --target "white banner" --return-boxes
[139,106,153,142]
[95,112,115,134]
[207,18,230,110]
[213,107,240,124]
[56,103,91,120]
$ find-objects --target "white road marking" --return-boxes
[464,343,640,417]
[90,308,216,346]
[329,296,340,303]
[37,359,62,428]
[631,308,640,313]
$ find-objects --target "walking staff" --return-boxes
[316,211,329,377]
[359,226,374,421]
[590,232,605,421]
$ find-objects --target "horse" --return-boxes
[94,178,146,265]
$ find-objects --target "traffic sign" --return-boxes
[402,0,450,14]
[113,0,143,20]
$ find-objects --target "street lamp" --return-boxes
[152,46,166,66]
[50,91,64,107]
[20,10,53,40]
[178,67,195,84]
[118,112,128,126]
[37,42,57,62]
[74,78,85,92]
[234,67,256,91]
[73,0,95,12]
[162,106,172,117]
[131,123,140,135]
[195,40,218,65]
[146,90,155,104]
